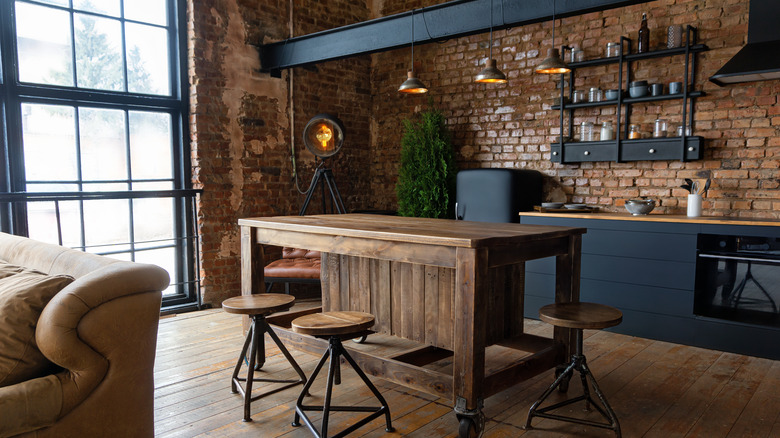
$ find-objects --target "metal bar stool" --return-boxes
[290,311,393,438]
[222,294,307,422]
[525,302,623,437]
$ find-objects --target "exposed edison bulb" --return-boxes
[315,124,333,149]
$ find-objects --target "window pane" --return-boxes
[22,104,78,181]
[125,23,169,95]
[25,184,83,249]
[16,2,73,86]
[133,181,174,250]
[124,0,167,26]
[74,0,120,17]
[32,0,68,6]
[79,108,127,181]
[135,247,175,295]
[75,13,123,91]
[129,111,172,179]
[83,198,130,249]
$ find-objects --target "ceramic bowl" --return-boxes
[604,89,620,100]
[624,198,656,215]
[542,202,564,209]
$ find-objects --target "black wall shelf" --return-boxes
[550,26,708,164]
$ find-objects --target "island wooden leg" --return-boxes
[554,234,582,389]
[453,247,488,438]
[240,226,266,332]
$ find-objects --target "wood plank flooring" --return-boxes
[154,304,780,437]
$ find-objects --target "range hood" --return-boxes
[710,0,780,86]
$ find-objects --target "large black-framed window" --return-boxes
[0,0,198,309]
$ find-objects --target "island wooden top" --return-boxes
[239,214,586,248]
[519,211,780,227]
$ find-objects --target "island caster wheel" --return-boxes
[352,335,367,343]
[457,411,485,438]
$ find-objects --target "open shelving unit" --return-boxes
[550,26,708,164]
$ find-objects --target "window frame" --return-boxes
[0,0,198,309]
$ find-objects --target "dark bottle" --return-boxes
[637,13,649,53]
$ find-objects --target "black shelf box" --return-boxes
[551,136,702,163]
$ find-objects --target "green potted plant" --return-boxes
[396,105,457,218]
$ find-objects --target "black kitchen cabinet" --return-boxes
[519,214,780,360]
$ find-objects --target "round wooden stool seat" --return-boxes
[539,302,622,330]
[222,294,295,316]
[292,311,374,337]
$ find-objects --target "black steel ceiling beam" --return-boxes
[259,0,648,74]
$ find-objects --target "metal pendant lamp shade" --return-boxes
[535,0,570,74]
[399,9,428,94]
[476,59,507,83]
[399,70,428,93]
[475,0,507,83]
[536,48,570,74]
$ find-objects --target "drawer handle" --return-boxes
[552,151,558,156]
[688,146,695,152]
[584,151,590,156]
[648,148,656,154]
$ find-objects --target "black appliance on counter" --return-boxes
[455,169,542,223]
[695,234,780,327]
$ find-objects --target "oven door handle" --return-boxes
[698,253,780,265]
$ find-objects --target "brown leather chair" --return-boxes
[263,247,321,294]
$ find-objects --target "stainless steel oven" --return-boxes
[695,234,780,327]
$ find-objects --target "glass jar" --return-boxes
[606,42,620,57]
[653,119,668,138]
[588,87,602,103]
[628,124,641,139]
[572,89,587,103]
[676,125,692,136]
[580,122,595,142]
[600,121,614,141]
[571,48,585,63]
[667,25,683,49]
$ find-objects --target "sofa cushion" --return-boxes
[0,262,74,387]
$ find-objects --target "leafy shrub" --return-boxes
[396,107,456,218]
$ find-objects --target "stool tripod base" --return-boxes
[292,337,393,438]
[231,314,307,422]
[525,354,621,437]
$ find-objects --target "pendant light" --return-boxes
[475,0,507,83]
[398,9,428,94]
[535,0,570,74]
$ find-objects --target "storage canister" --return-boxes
[628,124,641,139]
[600,121,614,141]
[580,122,595,141]
[588,87,602,103]
[606,42,620,57]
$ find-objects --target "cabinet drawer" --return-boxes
[621,137,702,161]
[555,142,616,163]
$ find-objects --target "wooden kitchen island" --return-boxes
[239,214,586,437]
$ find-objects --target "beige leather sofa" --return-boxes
[0,232,170,437]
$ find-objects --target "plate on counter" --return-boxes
[564,203,588,209]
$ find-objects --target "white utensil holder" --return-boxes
[687,194,702,217]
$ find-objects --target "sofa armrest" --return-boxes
[35,262,169,417]
[0,375,61,437]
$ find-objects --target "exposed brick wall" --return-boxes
[369,0,780,218]
[189,0,371,306]
[190,0,778,305]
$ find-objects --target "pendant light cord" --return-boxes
[488,0,493,60]
[410,9,414,72]
[551,0,556,50]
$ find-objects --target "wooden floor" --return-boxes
[154,303,780,437]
